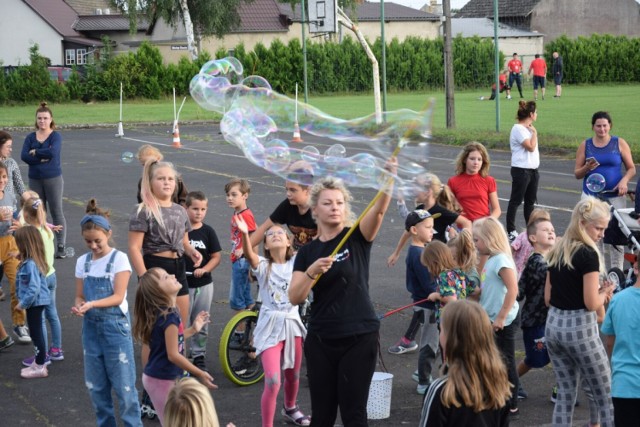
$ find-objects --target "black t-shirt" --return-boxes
[294,226,379,338]
[548,245,600,310]
[185,224,222,288]
[420,376,509,427]
[270,199,317,250]
[415,203,459,243]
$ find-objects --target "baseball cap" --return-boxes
[405,209,441,231]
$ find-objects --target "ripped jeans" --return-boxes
[83,313,141,427]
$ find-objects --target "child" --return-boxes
[19,195,64,366]
[423,240,473,323]
[129,160,202,328]
[136,144,188,206]
[510,208,551,279]
[601,255,640,426]
[133,267,217,426]
[184,191,222,372]
[236,216,310,426]
[129,160,202,418]
[251,162,317,252]
[0,162,29,343]
[71,199,141,425]
[419,300,511,427]
[14,225,50,378]
[446,229,480,293]
[225,178,256,319]
[473,217,520,419]
[387,209,438,357]
[516,218,555,399]
[0,130,26,302]
[164,377,236,427]
[393,209,440,395]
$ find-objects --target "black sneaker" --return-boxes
[233,354,258,376]
[0,335,15,351]
[193,355,207,372]
[56,246,75,259]
[509,408,520,420]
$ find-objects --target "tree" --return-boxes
[109,0,252,60]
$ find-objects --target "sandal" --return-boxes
[281,405,311,426]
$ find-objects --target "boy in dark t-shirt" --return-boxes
[184,191,222,372]
[516,218,555,397]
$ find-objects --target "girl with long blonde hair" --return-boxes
[472,217,520,418]
[419,300,511,426]
[544,197,614,426]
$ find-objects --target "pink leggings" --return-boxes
[261,337,303,427]
[142,373,175,426]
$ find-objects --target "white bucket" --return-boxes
[366,372,393,419]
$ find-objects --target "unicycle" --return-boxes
[218,306,264,386]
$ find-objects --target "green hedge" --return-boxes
[3,33,640,103]
[545,34,640,84]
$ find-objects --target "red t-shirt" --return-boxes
[229,208,256,262]
[508,59,522,73]
[447,173,497,221]
[529,58,547,77]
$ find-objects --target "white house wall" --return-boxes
[1,0,63,66]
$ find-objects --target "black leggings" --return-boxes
[305,331,378,427]
[143,254,189,296]
[26,305,47,365]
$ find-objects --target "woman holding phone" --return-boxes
[574,111,635,271]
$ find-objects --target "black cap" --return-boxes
[405,209,441,231]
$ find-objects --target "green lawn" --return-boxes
[1,84,638,157]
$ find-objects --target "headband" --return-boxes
[80,214,111,231]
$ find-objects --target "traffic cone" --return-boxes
[172,122,182,148]
[291,121,303,143]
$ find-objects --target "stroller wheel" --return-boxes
[607,267,625,291]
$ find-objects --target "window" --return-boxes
[65,49,75,65]
[76,49,87,65]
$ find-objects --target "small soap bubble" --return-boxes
[121,151,134,163]
[325,144,346,160]
[586,173,606,193]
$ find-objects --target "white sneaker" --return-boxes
[21,363,48,379]
[507,95,512,100]
[508,230,519,243]
[13,325,31,344]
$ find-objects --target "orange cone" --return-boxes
[172,123,182,148]
[291,121,303,143]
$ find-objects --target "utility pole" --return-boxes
[442,0,455,128]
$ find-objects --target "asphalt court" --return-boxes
[0,123,598,426]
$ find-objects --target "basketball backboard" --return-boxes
[307,0,338,33]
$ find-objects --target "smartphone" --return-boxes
[586,157,600,166]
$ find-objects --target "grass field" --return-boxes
[1,83,639,157]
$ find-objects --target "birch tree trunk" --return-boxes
[179,0,199,60]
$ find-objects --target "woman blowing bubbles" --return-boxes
[289,158,396,427]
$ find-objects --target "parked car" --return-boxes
[47,66,74,83]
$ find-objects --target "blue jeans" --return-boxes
[229,258,254,310]
[42,274,62,350]
[83,313,141,427]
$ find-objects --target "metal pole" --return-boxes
[493,0,500,132]
[380,0,387,113]
[443,0,455,128]
[301,0,309,103]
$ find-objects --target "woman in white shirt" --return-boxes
[506,101,539,241]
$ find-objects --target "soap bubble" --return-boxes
[586,173,606,193]
[189,57,436,197]
[121,151,134,163]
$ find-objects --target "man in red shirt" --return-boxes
[506,53,524,99]
[528,54,548,100]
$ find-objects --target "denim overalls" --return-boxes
[81,250,142,427]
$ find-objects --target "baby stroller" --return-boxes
[601,190,640,291]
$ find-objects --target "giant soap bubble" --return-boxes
[190,57,434,198]
[586,173,606,193]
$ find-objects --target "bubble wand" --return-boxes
[310,107,430,289]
